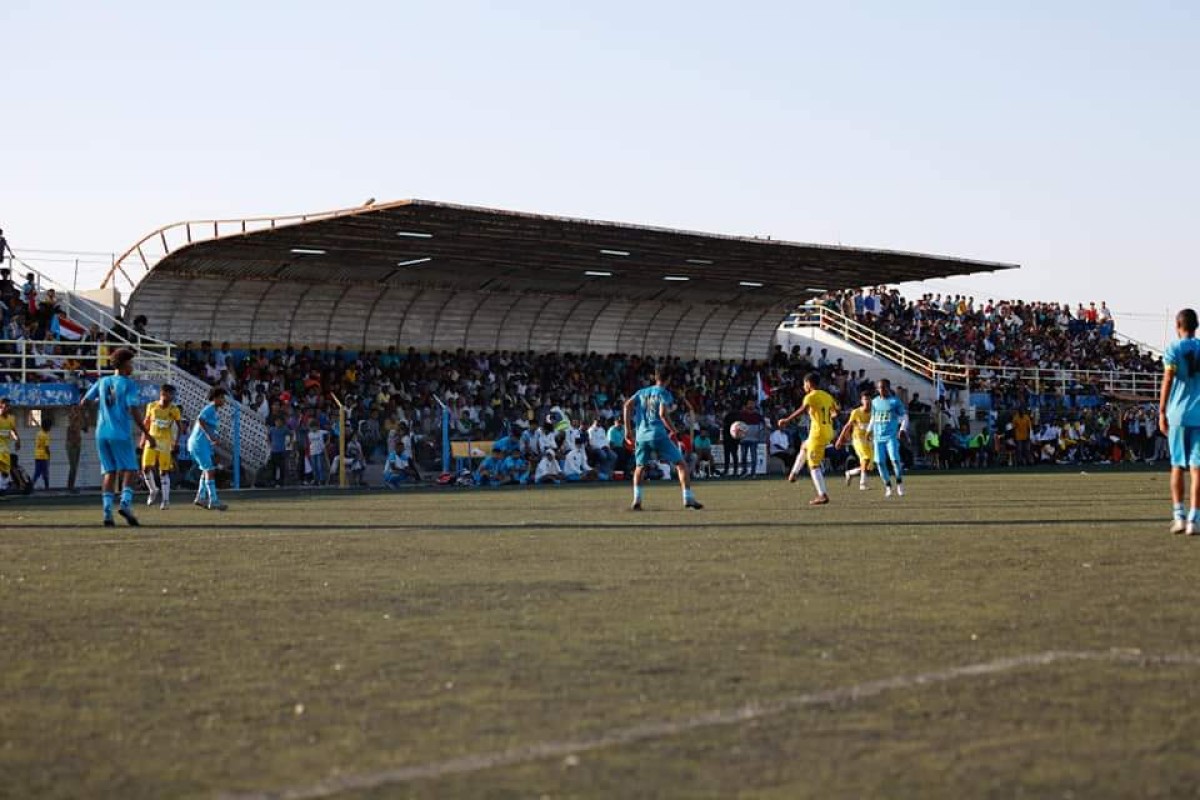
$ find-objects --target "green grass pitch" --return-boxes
[2,471,1199,798]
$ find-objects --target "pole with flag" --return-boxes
[756,372,770,407]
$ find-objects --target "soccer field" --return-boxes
[3,471,1199,799]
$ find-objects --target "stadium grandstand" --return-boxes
[0,199,1168,492]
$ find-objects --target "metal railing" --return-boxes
[100,201,395,297]
[783,305,972,386]
[7,253,177,351]
[969,365,1161,399]
[784,304,1162,399]
[0,339,173,384]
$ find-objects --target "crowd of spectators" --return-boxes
[2,267,1175,488]
[813,288,1162,403]
[921,404,1170,470]
[175,340,867,485]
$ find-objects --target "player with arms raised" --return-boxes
[80,348,155,526]
[141,384,184,510]
[623,367,703,511]
[780,373,839,505]
[871,378,908,498]
[1160,308,1200,535]
[836,390,875,491]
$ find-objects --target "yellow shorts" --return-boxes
[141,446,174,472]
[853,440,874,468]
[0,452,9,473]
[805,428,833,469]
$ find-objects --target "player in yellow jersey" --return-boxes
[835,390,875,491]
[0,397,20,494]
[141,384,184,510]
[33,417,52,490]
[779,373,840,505]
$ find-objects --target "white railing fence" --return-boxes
[0,339,173,384]
[783,305,971,386]
[169,365,272,480]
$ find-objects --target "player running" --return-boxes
[836,390,875,490]
[622,367,703,511]
[80,348,156,527]
[871,379,909,498]
[141,384,184,510]
[780,373,839,505]
[189,387,229,511]
[1160,308,1200,535]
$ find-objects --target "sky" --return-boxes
[3,1,1197,348]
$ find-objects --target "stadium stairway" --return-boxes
[777,305,951,402]
[168,365,271,482]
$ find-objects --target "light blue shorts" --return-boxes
[189,437,215,472]
[1169,425,1200,469]
[635,433,682,467]
[873,438,902,466]
[96,437,138,475]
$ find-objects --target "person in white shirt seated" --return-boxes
[586,418,616,478]
[534,448,564,484]
[562,438,597,482]
[768,424,795,472]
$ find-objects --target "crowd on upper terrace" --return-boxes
[812,288,1162,395]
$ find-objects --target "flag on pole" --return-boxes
[52,313,86,341]
[756,372,771,405]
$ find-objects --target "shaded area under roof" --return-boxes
[125,199,1018,358]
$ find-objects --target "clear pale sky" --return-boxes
[3,1,1196,347]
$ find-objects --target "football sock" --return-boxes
[143,470,158,493]
[196,479,209,504]
[860,472,868,487]
[208,480,221,507]
[633,485,644,503]
[789,449,807,478]
[1189,508,1199,524]
[811,467,827,497]
[120,487,134,510]
[877,458,892,485]
[1173,502,1185,521]
[102,492,114,518]
[683,488,695,504]
[161,474,171,504]
[845,467,861,477]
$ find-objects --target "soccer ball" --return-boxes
[729,420,750,440]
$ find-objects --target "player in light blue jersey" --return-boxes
[80,348,155,527]
[622,367,702,511]
[188,387,228,511]
[1159,308,1200,535]
[870,379,909,498]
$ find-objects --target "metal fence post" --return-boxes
[232,404,242,490]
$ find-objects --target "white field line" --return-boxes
[217,649,1200,800]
